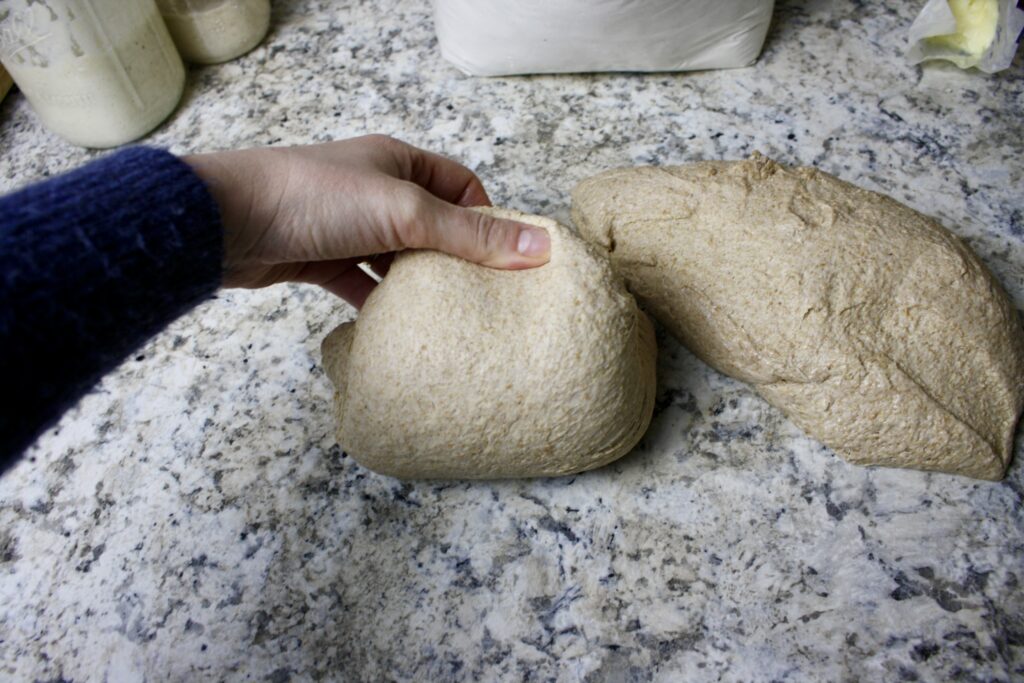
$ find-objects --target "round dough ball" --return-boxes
[321,207,657,479]
[572,154,1024,480]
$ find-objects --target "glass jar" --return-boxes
[0,0,185,148]
[156,0,271,64]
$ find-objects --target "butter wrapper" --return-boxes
[907,0,1024,73]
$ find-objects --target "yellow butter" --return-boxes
[926,0,999,58]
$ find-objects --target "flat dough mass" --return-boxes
[572,154,1024,480]
[321,207,657,479]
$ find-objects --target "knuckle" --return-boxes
[470,212,508,255]
[363,134,413,177]
[363,133,394,145]
[390,184,430,248]
[364,133,404,153]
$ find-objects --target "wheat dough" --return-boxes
[572,154,1024,480]
[321,207,657,479]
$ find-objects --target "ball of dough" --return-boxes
[572,154,1024,480]
[321,207,657,479]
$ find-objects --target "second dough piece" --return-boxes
[572,154,1024,480]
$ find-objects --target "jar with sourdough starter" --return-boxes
[0,0,185,148]
[156,0,271,64]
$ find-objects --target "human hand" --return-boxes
[184,135,551,307]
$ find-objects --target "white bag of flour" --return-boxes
[432,0,775,76]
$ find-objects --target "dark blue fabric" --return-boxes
[0,147,223,470]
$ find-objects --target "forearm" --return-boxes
[0,147,223,470]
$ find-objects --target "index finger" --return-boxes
[405,145,494,208]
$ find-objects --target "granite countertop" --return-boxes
[1,1,1023,681]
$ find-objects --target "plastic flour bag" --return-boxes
[432,0,775,76]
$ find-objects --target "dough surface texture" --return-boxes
[321,208,657,479]
[571,154,1024,480]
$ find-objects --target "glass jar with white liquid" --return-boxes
[156,0,270,64]
[0,0,186,148]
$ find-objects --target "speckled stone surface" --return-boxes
[1,0,1023,681]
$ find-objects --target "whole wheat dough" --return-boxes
[572,154,1024,480]
[321,207,657,479]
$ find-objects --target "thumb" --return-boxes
[409,195,551,269]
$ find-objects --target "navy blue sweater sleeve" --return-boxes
[0,147,223,470]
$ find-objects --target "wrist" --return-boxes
[183,152,243,231]
[183,150,264,277]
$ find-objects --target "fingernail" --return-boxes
[516,227,551,258]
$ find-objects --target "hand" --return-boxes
[184,135,551,307]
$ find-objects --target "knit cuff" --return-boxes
[0,146,224,466]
